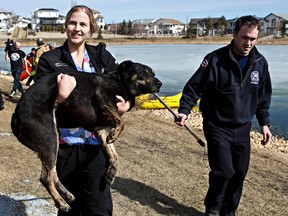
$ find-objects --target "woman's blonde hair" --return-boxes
[65,5,97,36]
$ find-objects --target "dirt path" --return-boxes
[0,74,287,215]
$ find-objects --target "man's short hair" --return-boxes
[234,15,260,34]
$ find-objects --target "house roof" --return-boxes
[0,7,11,14]
[36,8,59,12]
[227,17,239,22]
[264,13,288,21]
[91,9,101,14]
[189,18,205,23]
[275,13,288,20]
[132,19,156,25]
[156,18,184,25]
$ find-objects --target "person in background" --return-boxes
[27,38,49,85]
[48,41,57,50]
[26,47,36,68]
[0,89,4,110]
[175,15,272,216]
[25,47,36,86]
[35,37,48,57]
[5,41,26,98]
[36,5,132,216]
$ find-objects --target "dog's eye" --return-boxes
[142,69,155,77]
[136,68,155,81]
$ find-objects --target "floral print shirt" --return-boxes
[58,49,100,145]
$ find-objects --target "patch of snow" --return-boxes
[0,193,57,216]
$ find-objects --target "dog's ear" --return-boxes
[118,60,134,71]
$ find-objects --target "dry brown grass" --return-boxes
[0,74,287,215]
[1,34,288,47]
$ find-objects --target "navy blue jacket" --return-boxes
[36,40,117,80]
[36,40,135,110]
[178,40,272,127]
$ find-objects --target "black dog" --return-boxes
[11,60,162,212]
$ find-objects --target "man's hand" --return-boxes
[56,73,77,104]
[261,125,272,146]
[175,113,187,126]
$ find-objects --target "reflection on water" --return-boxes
[0,44,287,139]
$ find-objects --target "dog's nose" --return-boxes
[156,80,162,88]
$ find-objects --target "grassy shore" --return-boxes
[0,32,288,47]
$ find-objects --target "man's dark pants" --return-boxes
[12,68,24,93]
[203,119,251,211]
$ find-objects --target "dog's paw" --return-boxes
[106,128,118,143]
[56,201,71,212]
[105,165,117,185]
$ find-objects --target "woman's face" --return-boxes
[66,10,91,46]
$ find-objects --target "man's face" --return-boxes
[15,42,21,50]
[233,25,259,56]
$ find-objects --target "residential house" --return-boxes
[132,18,157,35]
[91,9,105,30]
[31,8,65,31]
[190,17,228,36]
[0,7,12,31]
[226,17,238,34]
[31,8,105,32]
[227,14,288,36]
[260,13,288,36]
[11,16,31,28]
[189,18,207,36]
[153,18,185,35]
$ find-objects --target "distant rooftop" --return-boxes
[35,8,59,12]
[0,7,11,14]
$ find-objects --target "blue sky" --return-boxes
[2,0,288,23]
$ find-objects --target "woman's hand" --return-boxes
[56,73,77,104]
[116,95,130,114]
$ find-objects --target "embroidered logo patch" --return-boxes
[200,58,209,68]
[250,71,259,84]
[55,62,68,67]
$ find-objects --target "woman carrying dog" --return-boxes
[36,5,131,216]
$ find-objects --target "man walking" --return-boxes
[5,41,26,98]
[176,15,272,216]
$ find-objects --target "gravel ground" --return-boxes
[0,193,57,216]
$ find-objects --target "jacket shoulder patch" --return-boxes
[200,58,209,68]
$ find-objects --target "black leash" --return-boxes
[153,93,205,147]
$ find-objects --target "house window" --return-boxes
[271,19,277,27]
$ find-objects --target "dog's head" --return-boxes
[116,60,162,96]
